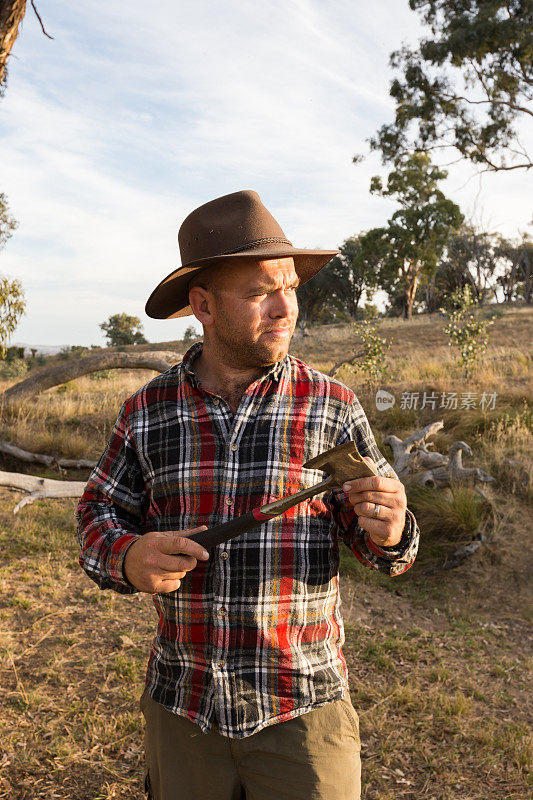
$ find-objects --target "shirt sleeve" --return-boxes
[327,395,420,577]
[75,400,147,594]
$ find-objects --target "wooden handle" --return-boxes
[188,509,275,549]
[189,477,335,550]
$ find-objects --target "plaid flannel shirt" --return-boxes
[76,342,419,738]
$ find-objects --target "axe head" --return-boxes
[303,441,378,486]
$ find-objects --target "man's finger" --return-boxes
[159,528,209,560]
[157,554,192,574]
[347,490,403,508]
[352,501,393,520]
[342,475,399,494]
[156,578,183,594]
[357,515,403,547]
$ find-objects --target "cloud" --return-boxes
[0,0,530,345]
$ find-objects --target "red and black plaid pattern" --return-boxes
[76,343,419,738]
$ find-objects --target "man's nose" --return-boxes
[269,289,297,318]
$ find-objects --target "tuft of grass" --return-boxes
[407,484,489,543]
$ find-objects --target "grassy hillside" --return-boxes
[0,305,531,799]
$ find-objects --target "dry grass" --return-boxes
[0,305,531,798]
[0,498,151,799]
[0,494,530,799]
[0,371,157,460]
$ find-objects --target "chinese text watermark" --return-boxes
[375,389,498,412]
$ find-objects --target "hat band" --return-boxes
[222,236,292,255]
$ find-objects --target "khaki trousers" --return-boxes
[140,688,361,800]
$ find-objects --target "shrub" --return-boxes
[0,357,28,379]
[56,380,79,393]
[59,345,88,360]
[441,286,493,378]
[352,320,391,386]
[89,369,117,382]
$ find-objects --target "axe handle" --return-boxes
[189,477,335,550]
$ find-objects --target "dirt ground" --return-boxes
[0,489,531,800]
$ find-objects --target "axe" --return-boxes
[190,441,378,550]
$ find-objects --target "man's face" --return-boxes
[206,257,299,369]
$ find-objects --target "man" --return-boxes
[77,190,419,800]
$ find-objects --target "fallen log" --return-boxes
[384,420,444,479]
[384,423,495,489]
[414,441,495,489]
[0,470,86,514]
[443,532,488,570]
[425,531,488,574]
[0,350,181,407]
[0,438,96,470]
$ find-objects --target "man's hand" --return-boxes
[124,528,210,594]
[342,457,407,548]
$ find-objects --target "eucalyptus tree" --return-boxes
[369,152,463,319]
[368,0,533,173]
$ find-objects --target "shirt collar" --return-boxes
[181,341,288,388]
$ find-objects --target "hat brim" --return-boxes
[145,246,339,319]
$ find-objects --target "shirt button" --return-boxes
[220,551,229,560]
[218,607,227,617]
[212,398,219,405]
[230,443,238,451]
[217,660,226,669]
[226,497,233,506]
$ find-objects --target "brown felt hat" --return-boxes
[145,189,339,319]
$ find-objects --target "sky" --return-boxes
[1,0,531,347]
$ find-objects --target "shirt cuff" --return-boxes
[107,533,141,588]
[363,509,417,561]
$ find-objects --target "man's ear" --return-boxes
[189,285,214,326]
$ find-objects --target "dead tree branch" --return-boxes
[30,0,52,38]
[0,350,180,408]
[328,351,364,378]
[0,438,95,470]
[0,469,86,514]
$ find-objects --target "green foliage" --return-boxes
[182,324,199,345]
[296,269,345,330]
[441,285,493,377]
[56,380,79,394]
[368,152,463,319]
[407,484,488,545]
[0,193,18,249]
[323,235,381,319]
[370,1,533,172]
[99,313,147,347]
[5,345,24,362]
[424,224,502,312]
[0,357,28,379]
[0,275,26,357]
[352,320,391,385]
[89,369,117,381]
[496,234,533,303]
[58,345,88,360]
[360,303,379,320]
[0,193,24,356]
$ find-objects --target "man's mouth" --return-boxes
[263,327,291,337]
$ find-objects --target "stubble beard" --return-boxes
[214,315,293,371]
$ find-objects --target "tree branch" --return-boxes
[30,1,53,39]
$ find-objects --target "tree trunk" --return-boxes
[0,469,87,514]
[0,350,181,407]
[521,246,533,304]
[0,0,27,86]
[403,262,420,319]
[403,274,418,320]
